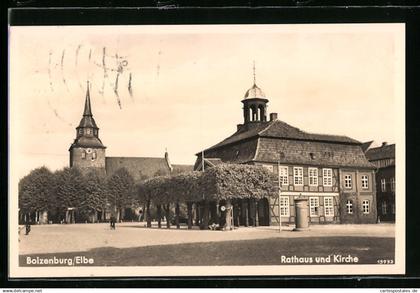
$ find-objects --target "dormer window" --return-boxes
[94,130,98,136]
[78,129,83,135]
[86,128,91,135]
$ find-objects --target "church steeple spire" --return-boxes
[69,81,106,169]
[83,81,93,117]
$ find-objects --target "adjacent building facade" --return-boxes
[365,142,396,222]
[194,81,377,225]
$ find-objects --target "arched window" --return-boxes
[251,105,258,121]
[258,105,265,121]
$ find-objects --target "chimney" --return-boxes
[237,124,243,131]
[270,113,278,121]
[382,142,388,147]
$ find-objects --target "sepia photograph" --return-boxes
[8,23,405,277]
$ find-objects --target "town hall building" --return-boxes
[194,78,378,225]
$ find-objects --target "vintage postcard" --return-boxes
[8,23,405,277]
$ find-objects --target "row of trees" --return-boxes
[19,166,136,223]
[19,163,276,227]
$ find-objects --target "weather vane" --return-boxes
[253,60,256,85]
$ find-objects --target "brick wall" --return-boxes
[70,147,106,170]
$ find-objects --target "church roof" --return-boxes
[105,157,171,182]
[171,164,194,174]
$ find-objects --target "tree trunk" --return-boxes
[233,199,240,227]
[157,204,162,228]
[255,200,259,227]
[195,202,200,226]
[225,199,233,230]
[249,198,256,227]
[201,200,209,230]
[244,200,249,227]
[146,200,152,228]
[187,202,193,230]
[175,202,180,229]
[164,204,171,229]
[210,201,218,226]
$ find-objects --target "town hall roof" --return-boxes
[204,119,361,153]
[197,119,374,169]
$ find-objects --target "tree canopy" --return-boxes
[137,164,276,205]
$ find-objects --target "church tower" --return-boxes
[241,62,269,124]
[69,82,106,170]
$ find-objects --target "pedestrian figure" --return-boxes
[25,222,31,235]
[110,215,116,230]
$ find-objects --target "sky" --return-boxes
[9,24,405,180]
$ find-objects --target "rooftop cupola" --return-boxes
[241,62,269,124]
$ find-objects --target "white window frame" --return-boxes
[92,151,97,160]
[362,200,370,214]
[324,197,334,217]
[308,167,318,186]
[81,151,86,159]
[279,166,289,186]
[309,197,319,217]
[361,175,369,189]
[381,178,386,192]
[344,174,352,189]
[391,177,395,192]
[86,128,91,135]
[381,201,387,215]
[346,200,353,214]
[280,196,290,217]
[322,168,333,187]
[293,167,303,186]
